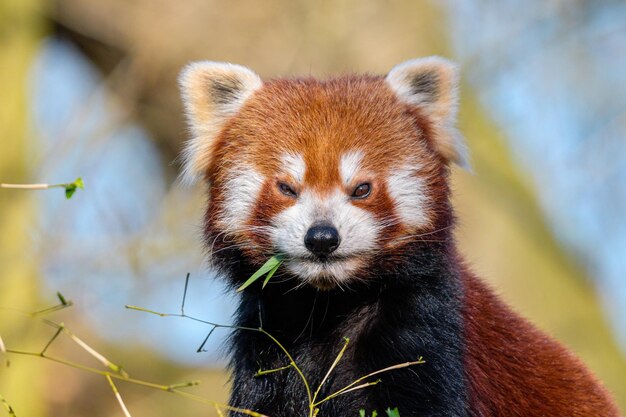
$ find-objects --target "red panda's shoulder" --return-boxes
[461,272,620,416]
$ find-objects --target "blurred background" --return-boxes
[1,0,625,415]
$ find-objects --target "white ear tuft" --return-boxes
[178,61,263,183]
[386,57,470,169]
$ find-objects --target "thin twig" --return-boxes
[41,319,127,377]
[196,326,217,353]
[1,178,83,199]
[3,349,262,416]
[314,358,425,407]
[255,363,293,377]
[0,183,49,189]
[257,328,313,410]
[214,405,226,417]
[4,290,265,416]
[29,302,74,317]
[327,379,381,396]
[40,324,64,355]
[312,337,350,406]
[126,304,314,414]
[181,272,191,315]
[106,374,132,417]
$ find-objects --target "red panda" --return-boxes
[178,58,620,417]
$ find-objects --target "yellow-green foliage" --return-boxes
[0,0,47,416]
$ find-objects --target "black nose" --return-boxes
[304,224,340,256]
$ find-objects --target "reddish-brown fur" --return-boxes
[462,268,619,416]
[206,76,448,259]
[197,73,619,416]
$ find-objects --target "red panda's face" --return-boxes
[179,59,468,290]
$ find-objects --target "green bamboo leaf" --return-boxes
[385,408,400,417]
[64,177,84,199]
[237,255,284,292]
[261,261,282,289]
[65,185,76,199]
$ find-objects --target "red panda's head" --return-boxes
[179,58,468,290]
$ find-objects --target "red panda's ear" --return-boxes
[178,61,263,183]
[386,57,470,170]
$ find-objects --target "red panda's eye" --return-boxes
[351,183,371,199]
[278,182,298,198]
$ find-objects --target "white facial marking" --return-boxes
[387,165,430,228]
[340,150,364,185]
[281,152,306,183]
[271,189,380,285]
[219,164,264,233]
[286,257,362,284]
